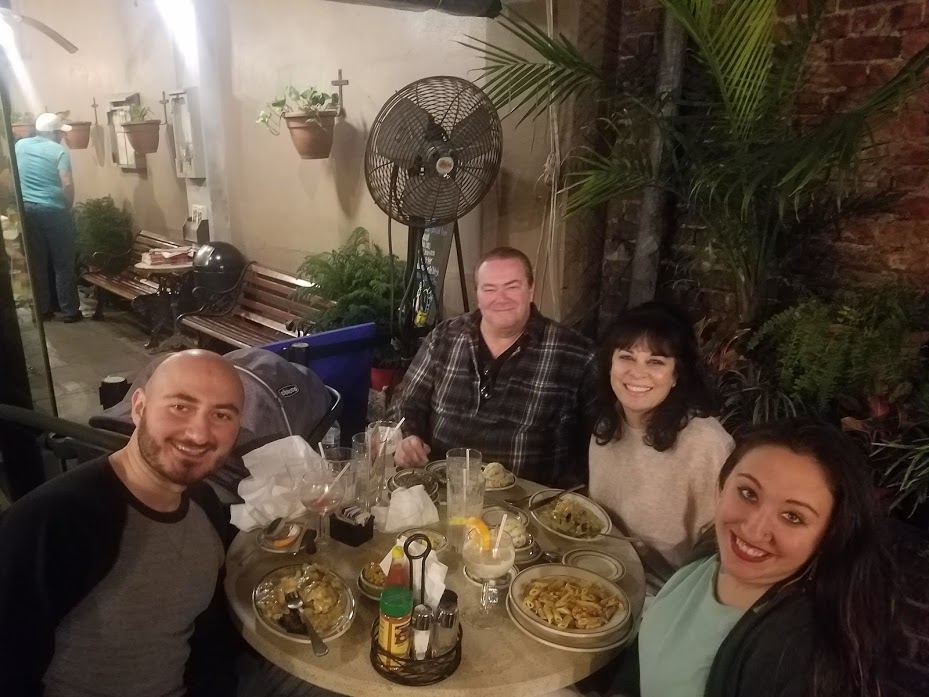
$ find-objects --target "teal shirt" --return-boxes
[15,135,71,209]
[639,556,745,697]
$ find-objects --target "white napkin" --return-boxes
[379,540,448,609]
[229,435,319,531]
[384,484,439,533]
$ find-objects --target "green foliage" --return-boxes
[257,86,340,136]
[73,196,134,271]
[127,105,152,122]
[715,362,807,435]
[874,426,929,516]
[294,228,405,366]
[748,287,927,410]
[465,2,929,322]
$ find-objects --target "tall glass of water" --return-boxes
[366,420,402,507]
[446,448,485,553]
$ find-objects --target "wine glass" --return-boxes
[461,529,515,629]
[300,454,348,549]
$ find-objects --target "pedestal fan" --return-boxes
[364,75,503,355]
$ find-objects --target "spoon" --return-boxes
[284,591,329,657]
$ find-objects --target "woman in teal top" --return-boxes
[618,420,895,697]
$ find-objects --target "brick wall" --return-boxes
[793,0,929,288]
[597,0,929,330]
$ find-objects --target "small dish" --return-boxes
[256,522,305,553]
[397,527,448,553]
[562,548,626,582]
[424,459,448,485]
[482,462,517,491]
[356,572,382,601]
[387,469,440,502]
[481,503,528,528]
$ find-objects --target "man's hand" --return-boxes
[394,436,431,469]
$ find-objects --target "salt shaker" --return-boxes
[432,590,460,656]
[411,604,433,660]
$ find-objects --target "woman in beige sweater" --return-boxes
[588,302,733,581]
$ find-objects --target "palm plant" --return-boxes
[463,1,929,323]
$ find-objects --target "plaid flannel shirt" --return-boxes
[390,306,598,486]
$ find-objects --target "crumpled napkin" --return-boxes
[229,435,320,531]
[384,484,439,533]
[379,538,448,609]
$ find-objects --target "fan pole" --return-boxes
[453,221,469,313]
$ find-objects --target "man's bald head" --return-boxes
[130,350,244,488]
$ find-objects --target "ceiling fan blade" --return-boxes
[401,174,461,222]
[373,98,433,166]
[448,107,495,163]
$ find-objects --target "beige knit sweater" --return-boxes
[588,417,734,570]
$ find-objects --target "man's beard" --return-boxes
[137,417,224,487]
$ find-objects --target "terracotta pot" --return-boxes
[370,366,403,392]
[284,112,335,159]
[11,123,34,140]
[64,121,92,149]
[122,120,161,154]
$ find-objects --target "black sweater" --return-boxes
[0,457,237,697]
[605,578,815,697]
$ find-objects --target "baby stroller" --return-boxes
[89,348,340,502]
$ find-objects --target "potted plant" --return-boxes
[122,104,161,154]
[58,110,92,150]
[10,111,35,140]
[73,195,134,272]
[257,85,340,159]
[293,227,406,388]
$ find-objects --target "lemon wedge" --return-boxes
[466,516,492,550]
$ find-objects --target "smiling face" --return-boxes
[476,257,533,336]
[131,353,244,487]
[610,341,677,428]
[715,445,835,590]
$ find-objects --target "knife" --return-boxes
[528,483,585,512]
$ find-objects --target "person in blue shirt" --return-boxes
[15,112,82,322]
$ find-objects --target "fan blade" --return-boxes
[373,98,433,167]
[448,107,495,164]
[401,175,461,222]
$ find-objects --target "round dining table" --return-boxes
[224,477,645,697]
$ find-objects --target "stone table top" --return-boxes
[224,480,645,697]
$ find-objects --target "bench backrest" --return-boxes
[232,264,334,337]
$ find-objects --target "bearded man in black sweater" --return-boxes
[0,349,245,697]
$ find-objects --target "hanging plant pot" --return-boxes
[284,112,335,159]
[370,366,403,393]
[11,123,34,140]
[122,120,161,154]
[64,121,92,149]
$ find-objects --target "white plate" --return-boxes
[508,563,630,639]
[482,464,517,491]
[528,489,612,541]
[506,596,632,653]
[253,564,356,643]
[424,460,448,485]
[256,523,306,554]
[562,548,626,582]
[397,527,448,553]
[481,503,529,528]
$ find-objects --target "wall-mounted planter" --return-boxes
[284,112,335,159]
[122,120,161,154]
[65,121,92,149]
[11,123,34,140]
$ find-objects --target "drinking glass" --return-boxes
[366,420,402,507]
[351,432,372,513]
[300,453,348,549]
[461,529,515,629]
[446,448,484,553]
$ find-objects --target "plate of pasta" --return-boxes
[508,564,630,639]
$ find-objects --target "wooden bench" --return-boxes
[81,231,191,321]
[178,262,334,349]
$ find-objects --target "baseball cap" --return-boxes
[35,113,72,132]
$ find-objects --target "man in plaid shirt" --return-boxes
[390,247,597,486]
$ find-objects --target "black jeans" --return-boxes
[22,203,80,315]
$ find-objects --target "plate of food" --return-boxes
[253,563,356,642]
[387,469,440,502]
[506,595,634,652]
[528,489,612,541]
[481,510,531,550]
[483,461,517,491]
[256,522,305,554]
[357,561,385,601]
[508,563,630,639]
[397,527,448,553]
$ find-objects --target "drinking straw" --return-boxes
[493,513,508,554]
[318,442,326,460]
[314,454,351,506]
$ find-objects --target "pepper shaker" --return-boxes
[432,590,459,656]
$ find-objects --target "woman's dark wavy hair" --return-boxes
[594,301,714,451]
[719,420,895,697]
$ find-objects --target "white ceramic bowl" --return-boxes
[528,489,612,541]
[508,563,630,639]
[562,548,626,582]
[506,595,634,652]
